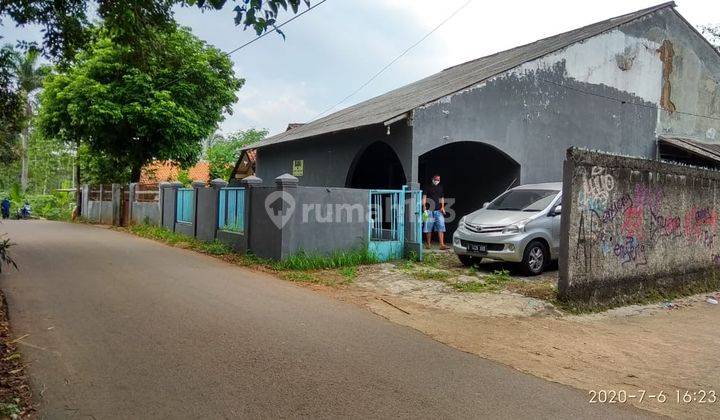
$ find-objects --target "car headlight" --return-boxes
[502,221,526,234]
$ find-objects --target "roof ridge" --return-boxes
[441,1,676,73]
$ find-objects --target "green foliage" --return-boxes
[0,235,18,273]
[0,45,23,165]
[274,249,379,271]
[2,1,312,62]
[176,169,192,187]
[206,129,267,180]
[37,23,243,182]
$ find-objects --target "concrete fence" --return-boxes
[559,148,720,305]
[80,174,421,262]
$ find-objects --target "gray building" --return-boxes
[232,1,720,229]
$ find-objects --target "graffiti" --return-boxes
[575,167,720,273]
[684,207,718,247]
[621,205,645,239]
[613,236,647,267]
[649,210,682,240]
[599,194,633,224]
[580,166,615,212]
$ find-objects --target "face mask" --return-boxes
[432,180,440,186]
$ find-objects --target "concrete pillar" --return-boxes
[190,180,205,237]
[111,183,122,226]
[158,181,170,226]
[239,175,262,248]
[209,178,227,239]
[274,174,299,259]
[160,181,182,231]
[128,183,138,225]
[81,184,90,219]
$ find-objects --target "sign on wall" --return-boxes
[292,160,304,177]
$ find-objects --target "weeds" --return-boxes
[273,249,378,271]
[0,235,17,273]
[128,224,232,256]
[339,266,357,281]
[452,269,512,293]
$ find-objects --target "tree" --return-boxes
[0,45,23,165]
[1,0,311,62]
[700,24,720,52]
[206,129,267,180]
[13,49,51,191]
[38,23,243,182]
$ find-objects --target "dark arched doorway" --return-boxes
[418,141,521,234]
[346,141,407,189]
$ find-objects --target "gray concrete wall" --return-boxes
[194,187,218,242]
[412,35,659,185]
[247,187,282,259]
[216,230,247,253]
[250,124,413,188]
[131,202,160,225]
[281,186,370,258]
[621,9,720,143]
[85,201,112,224]
[161,186,178,231]
[559,148,720,306]
[175,221,194,237]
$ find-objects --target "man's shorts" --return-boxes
[423,210,446,233]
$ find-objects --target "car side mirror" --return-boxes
[550,205,562,216]
[482,202,490,208]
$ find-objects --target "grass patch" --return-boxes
[122,224,378,289]
[410,268,452,281]
[273,249,378,271]
[452,269,513,293]
[128,223,233,256]
[339,266,357,281]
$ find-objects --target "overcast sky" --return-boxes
[2,0,718,136]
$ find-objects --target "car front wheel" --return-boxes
[521,241,547,276]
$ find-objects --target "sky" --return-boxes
[2,0,719,136]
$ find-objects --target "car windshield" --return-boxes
[486,189,558,212]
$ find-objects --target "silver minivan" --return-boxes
[452,182,562,275]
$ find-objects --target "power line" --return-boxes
[224,0,329,58]
[158,0,329,90]
[312,0,474,120]
[541,78,720,122]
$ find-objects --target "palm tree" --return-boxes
[14,49,50,192]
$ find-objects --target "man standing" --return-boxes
[423,174,447,250]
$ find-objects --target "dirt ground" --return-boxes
[313,250,720,419]
[0,291,34,418]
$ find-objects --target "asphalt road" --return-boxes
[0,221,652,419]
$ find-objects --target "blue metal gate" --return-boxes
[368,187,406,261]
[218,187,246,232]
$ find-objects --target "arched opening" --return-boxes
[418,141,521,234]
[346,141,407,189]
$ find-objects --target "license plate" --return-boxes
[468,243,486,253]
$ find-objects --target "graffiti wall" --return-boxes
[559,148,720,303]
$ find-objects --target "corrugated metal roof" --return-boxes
[249,1,676,150]
[658,136,720,163]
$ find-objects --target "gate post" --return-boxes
[111,184,123,226]
[209,178,228,240]
[275,174,299,260]
[240,175,262,252]
[128,182,138,225]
